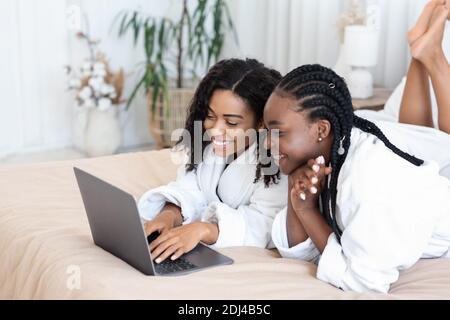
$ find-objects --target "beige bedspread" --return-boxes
[1,149,450,300]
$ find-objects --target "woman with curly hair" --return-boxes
[138,58,287,264]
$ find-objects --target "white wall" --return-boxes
[222,0,433,88]
[0,0,72,158]
[0,0,437,157]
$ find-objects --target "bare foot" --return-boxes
[411,4,450,66]
[408,0,444,47]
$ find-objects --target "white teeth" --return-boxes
[212,140,232,147]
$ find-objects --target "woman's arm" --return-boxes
[286,176,309,247]
[270,157,331,262]
[289,157,333,253]
[294,206,332,254]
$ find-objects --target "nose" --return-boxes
[208,120,227,136]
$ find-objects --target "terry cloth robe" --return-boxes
[272,127,450,293]
[358,118,450,180]
[355,77,450,179]
[138,142,288,248]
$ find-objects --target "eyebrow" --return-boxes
[223,114,244,119]
[268,120,284,126]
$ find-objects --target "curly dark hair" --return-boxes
[177,58,282,187]
[276,64,424,242]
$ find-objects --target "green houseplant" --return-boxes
[115,0,237,148]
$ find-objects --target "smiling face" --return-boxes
[204,89,261,158]
[263,91,333,175]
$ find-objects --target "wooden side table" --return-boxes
[352,87,393,111]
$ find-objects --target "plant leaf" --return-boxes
[125,72,146,111]
[118,11,129,37]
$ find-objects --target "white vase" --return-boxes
[348,67,374,99]
[333,42,352,80]
[84,107,122,157]
[72,104,89,153]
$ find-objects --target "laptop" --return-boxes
[73,167,233,276]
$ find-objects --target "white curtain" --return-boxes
[223,0,437,88]
[0,0,72,158]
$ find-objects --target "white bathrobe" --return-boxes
[355,77,450,179]
[138,142,288,248]
[272,127,450,293]
[360,118,450,180]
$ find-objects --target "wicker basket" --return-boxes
[147,88,195,149]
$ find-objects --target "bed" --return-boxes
[1,149,450,300]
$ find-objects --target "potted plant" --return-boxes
[66,31,126,157]
[115,0,237,148]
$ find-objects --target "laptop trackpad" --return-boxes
[183,243,233,268]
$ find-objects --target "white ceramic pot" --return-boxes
[84,107,122,157]
[348,67,374,99]
[72,105,89,153]
[333,42,352,80]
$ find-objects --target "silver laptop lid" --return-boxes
[74,167,155,275]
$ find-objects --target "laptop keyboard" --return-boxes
[154,257,198,274]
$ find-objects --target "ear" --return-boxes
[316,119,332,140]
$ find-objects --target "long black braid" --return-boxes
[277,64,424,241]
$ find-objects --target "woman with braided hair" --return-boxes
[266,64,450,293]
